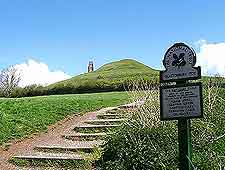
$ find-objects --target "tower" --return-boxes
[88,61,94,72]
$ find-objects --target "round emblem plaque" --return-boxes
[160,42,201,82]
[163,43,196,70]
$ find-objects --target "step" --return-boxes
[97,113,121,116]
[62,133,107,141]
[12,150,96,169]
[84,119,126,125]
[16,167,54,170]
[105,110,118,114]
[73,124,120,133]
[16,167,92,170]
[34,145,96,153]
[33,140,102,149]
[74,124,120,129]
[119,101,145,108]
[96,114,126,119]
[13,152,89,161]
[97,107,118,113]
[16,166,92,170]
[16,167,73,170]
[95,107,118,115]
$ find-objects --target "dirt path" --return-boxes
[0,111,97,170]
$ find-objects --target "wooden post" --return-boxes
[177,81,192,170]
[178,118,192,170]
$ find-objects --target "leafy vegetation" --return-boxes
[98,78,225,169]
[0,91,128,145]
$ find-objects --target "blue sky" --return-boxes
[0,0,225,85]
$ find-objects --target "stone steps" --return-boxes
[12,152,95,169]
[119,100,145,108]
[13,141,102,160]
[73,124,120,131]
[16,167,93,170]
[73,124,120,134]
[34,140,101,148]
[33,140,103,152]
[74,124,120,128]
[84,118,126,125]
[34,145,96,153]
[13,152,87,161]
[16,167,76,170]
[11,105,131,169]
[96,107,118,114]
[62,133,107,141]
[96,114,127,119]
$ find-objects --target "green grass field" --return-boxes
[0,91,128,145]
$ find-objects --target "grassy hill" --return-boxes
[47,59,159,95]
[10,59,224,98]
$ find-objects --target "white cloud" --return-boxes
[15,59,71,87]
[196,41,225,77]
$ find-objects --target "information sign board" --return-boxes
[159,42,203,170]
[160,83,203,120]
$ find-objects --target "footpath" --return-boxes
[0,103,135,170]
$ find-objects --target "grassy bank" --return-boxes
[0,91,128,145]
[99,84,225,169]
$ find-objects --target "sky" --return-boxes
[0,0,224,86]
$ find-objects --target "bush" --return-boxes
[5,76,159,98]
[99,123,178,170]
[98,77,225,169]
[98,84,179,169]
[10,85,47,98]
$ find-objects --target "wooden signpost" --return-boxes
[160,43,203,170]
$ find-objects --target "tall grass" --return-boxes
[99,77,225,169]
[192,77,225,169]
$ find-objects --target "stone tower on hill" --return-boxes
[88,61,94,72]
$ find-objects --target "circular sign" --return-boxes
[163,43,196,70]
[160,42,201,82]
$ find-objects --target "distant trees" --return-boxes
[0,66,21,97]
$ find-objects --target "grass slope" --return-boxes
[47,59,159,94]
[98,87,225,169]
[0,91,128,145]
[75,59,158,80]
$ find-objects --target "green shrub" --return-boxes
[10,85,47,98]
[98,123,178,170]
[98,78,225,169]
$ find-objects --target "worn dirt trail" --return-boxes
[0,111,97,170]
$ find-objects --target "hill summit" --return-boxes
[96,59,157,73]
[47,59,159,94]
